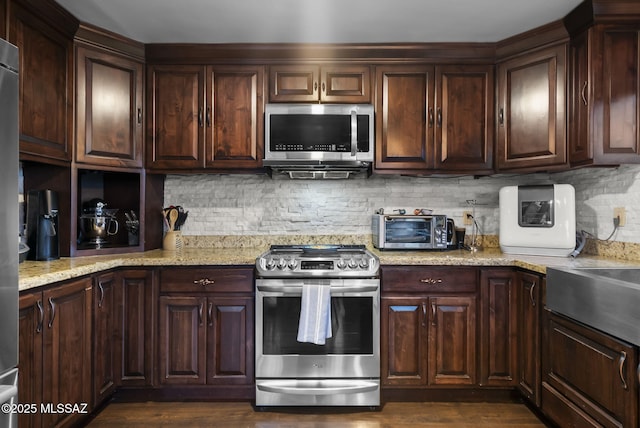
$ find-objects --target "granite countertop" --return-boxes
[19,246,640,292]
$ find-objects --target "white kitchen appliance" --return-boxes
[499,184,576,257]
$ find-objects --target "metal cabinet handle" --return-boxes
[98,282,105,308]
[137,108,142,124]
[421,303,427,327]
[428,108,434,128]
[36,300,44,333]
[581,81,588,106]
[198,302,204,326]
[321,82,325,92]
[420,278,443,285]
[637,361,640,385]
[198,107,203,127]
[499,108,504,125]
[314,82,318,92]
[436,108,442,127]
[48,297,56,329]
[528,281,536,307]
[208,302,213,327]
[619,351,628,390]
[431,302,437,326]
[193,278,215,286]
[206,106,211,127]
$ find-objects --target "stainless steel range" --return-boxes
[255,244,380,407]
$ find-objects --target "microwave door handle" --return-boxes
[351,110,357,157]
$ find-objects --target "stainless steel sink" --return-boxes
[546,267,640,346]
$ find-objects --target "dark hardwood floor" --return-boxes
[86,401,548,427]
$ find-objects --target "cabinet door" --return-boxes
[115,269,155,386]
[269,64,319,102]
[568,28,593,165]
[434,65,494,173]
[381,297,428,386]
[496,44,567,171]
[18,292,43,428]
[10,4,72,163]
[76,45,144,168]
[147,65,205,169]
[479,269,517,387]
[158,295,207,385]
[206,297,254,385]
[42,278,92,428]
[93,272,118,406]
[542,311,638,428]
[320,65,371,103]
[269,64,371,103]
[600,26,640,163]
[375,65,435,171]
[205,65,264,169]
[428,295,477,385]
[518,272,541,405]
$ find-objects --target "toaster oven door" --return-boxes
[383,216,434,247]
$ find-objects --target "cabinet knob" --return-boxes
[499,108,504,126]
[581,81,588,106]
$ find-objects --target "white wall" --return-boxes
[164,165,640,243]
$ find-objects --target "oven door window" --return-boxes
[262,296,373,355]
[385,219,431,244]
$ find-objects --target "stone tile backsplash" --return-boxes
[164,165,640,244]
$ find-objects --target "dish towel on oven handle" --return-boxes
[297,282,332,345]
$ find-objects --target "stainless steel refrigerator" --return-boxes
[0,37,19,428]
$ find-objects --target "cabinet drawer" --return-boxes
[382,266,477,293]
[160,267,254,293]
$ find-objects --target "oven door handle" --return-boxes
[257,379,379,396]
[257,285,379,294]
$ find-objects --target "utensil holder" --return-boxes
[163,230,183,251]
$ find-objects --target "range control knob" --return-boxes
[277,258,287,270]
[348,259,358,269]
[359,259,369,269]
[288,259,298,270]
[265,258,276,270]
[336,259,347,270]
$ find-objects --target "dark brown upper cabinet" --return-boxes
[75,44,144,169]
[434,65,494,173]
[9,1,76,165]
[375,65,434,172]
[269,64,371,103]
[146,64,264,172]
[375,64,494,175]
[569,24,640,166]
[496,43,568,172]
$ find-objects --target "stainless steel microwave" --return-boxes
[263,104,374,177]
[372,214,452,250]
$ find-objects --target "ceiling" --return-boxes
[54,0,584,45]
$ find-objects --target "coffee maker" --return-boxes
[26,189,59,260]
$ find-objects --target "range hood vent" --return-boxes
[264,160,371,180]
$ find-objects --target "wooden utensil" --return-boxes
[168,208,178,231]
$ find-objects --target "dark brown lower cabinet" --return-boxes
[18,292,44,428]
[93,272,118,406]
[381,266,478,388]
[157,267,254,396]
[115,269,155,387]
[479,269,518,387]
[42,277,93,428]
[542,310,638,428]
[518,271,541,405]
